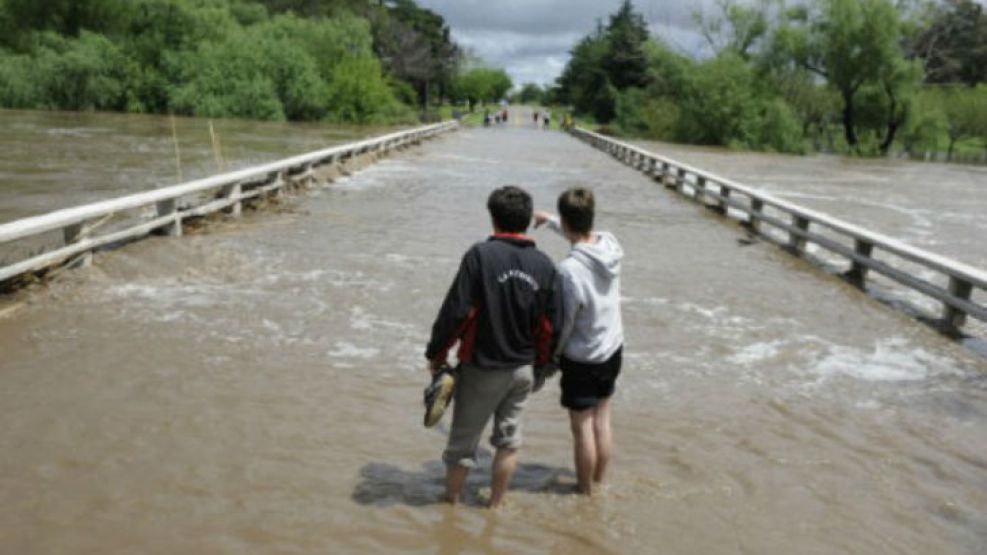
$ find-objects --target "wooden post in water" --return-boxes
[208,120,226,172]
[169,113,183,183]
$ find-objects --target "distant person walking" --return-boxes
[425,186,560,508]
[533,111,539,126]
[543,111,551,130]
[534,187,623,496]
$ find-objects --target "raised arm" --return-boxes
[533,211,564,237]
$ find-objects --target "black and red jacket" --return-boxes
[426,234,560,370]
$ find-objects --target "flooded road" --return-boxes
[1,120,987,554]
[0,109,397,224]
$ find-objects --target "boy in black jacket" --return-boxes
[425,185,559,508]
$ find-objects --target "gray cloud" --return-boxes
[417,0,719,86]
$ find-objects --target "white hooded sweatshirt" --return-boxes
[547,216,624,363]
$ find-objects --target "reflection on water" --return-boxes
[0,113,986,554]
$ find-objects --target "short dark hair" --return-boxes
[487,186,532,233]
[558,187,594,234]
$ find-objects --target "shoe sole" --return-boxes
[424,373,455,428]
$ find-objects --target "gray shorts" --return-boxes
[442,363,533,468]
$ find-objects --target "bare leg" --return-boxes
[569,409,597,495]
[489,447,518,508]
[445,464,469,504]
[592,398,612,484]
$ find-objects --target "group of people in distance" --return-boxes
[481,108,573,132]
[483,108,510,126]
[424,185,623,508]
[532,110,551,129]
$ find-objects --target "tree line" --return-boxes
[0,0,513,123]
[549,0,987,159]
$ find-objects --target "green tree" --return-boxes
[602,0,650,89]
[695,0,775,60]
[674,52,803,152]
[911,0,987,86]
[370,0,459,107]
[781,0,916,152]
[451,67,512,107]
[515,82,545,105]
[556,29,615,122]
[900,87,947,155]
[0,0,131,41]
[933,86,987,159]
[556,1,651,123]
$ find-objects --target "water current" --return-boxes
[0,109,396,224]
[1,111,986,554]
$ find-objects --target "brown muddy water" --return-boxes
[1,113,987,554]
[631,138,987,343]
[0,109,397,224]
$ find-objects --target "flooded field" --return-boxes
[0,109,397,224]
[1,116,986,554]
[632,139,987,269]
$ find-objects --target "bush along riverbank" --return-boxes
[0,0,507,125]
[550,0,987,162]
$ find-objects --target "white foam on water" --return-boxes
[348,306,415,334]
[728,340,785,365]
[812,337,959,382]
[328,341,380,359]
[108,282,226,308]
[428,152,500,165]
[676,302,753,328]
[622,296,669,306]
[330,159,417,191]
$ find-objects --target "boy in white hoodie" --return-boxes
[534,187,624,495]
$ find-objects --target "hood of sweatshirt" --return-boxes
[571,231,623,279]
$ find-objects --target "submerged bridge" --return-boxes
[1,113,986,554]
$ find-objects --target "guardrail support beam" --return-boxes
[676,168,687,193]
[62,223,94,266]
[847,239,873,286]
[943,277,973,329]
[154,199,182,237]
[789,215,810,253]
[221,183,242,216]
[716,186,731,214]
[748,199,764,231]
[695,177,706,204]
[661,163,673,186]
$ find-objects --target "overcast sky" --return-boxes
[416,0,719,87]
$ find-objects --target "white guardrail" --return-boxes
[572,126,987,332]
[0,120,458,286]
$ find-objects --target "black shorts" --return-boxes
[560,346,622,411]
